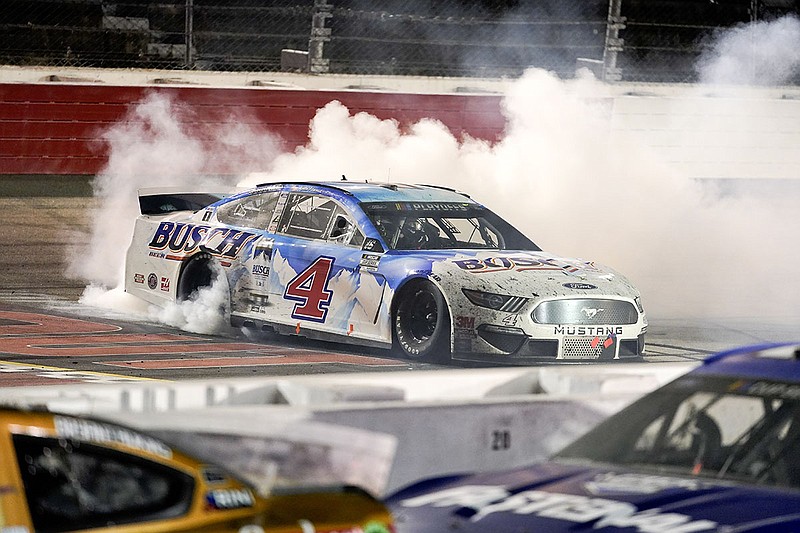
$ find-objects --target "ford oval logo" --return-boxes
[563,282,597,290]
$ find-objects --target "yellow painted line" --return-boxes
[0,360,168,383]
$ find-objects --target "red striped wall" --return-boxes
[0,83,505,175]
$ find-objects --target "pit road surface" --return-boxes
[0,178,795,385]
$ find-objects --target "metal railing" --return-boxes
[0,0,797,83]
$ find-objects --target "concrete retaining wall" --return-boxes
[4,67,800,183]
[0,363,693,495]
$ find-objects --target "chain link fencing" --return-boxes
[1,0,798,83]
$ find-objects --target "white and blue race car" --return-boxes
[124,181,647,363]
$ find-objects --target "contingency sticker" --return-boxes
[54,416,173,459]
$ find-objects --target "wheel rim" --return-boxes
[404,289,438,344]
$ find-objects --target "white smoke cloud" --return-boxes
[249,68,800,319]
[68,92,282,289]
[153,275,231,335]
[697,15,800,86]
[72,16,800,327]
[70,92,281,333]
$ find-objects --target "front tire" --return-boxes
[393,279,450,361]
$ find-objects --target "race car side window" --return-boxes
[216,191,280,229]
[326,204,365,247]
[13,434,194,531]
[277,193,338,240]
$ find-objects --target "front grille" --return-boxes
[563,337,607,359]
[532,299,638,325]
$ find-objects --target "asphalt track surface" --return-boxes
[0,178,796,386]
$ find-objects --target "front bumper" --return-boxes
[452,332,646,365]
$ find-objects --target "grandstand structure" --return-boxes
[1,0,799,83]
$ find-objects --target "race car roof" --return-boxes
[695,341,800,381]
[256,181,477,204]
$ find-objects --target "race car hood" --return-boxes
[429,250,641,300]
[387,461,800,532]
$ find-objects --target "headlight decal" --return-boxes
[462,288,528,313]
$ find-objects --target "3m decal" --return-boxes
[401,485,717,532]
[284,256,335,322]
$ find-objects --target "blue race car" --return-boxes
[387,342,800,531]
[125,181,646,363]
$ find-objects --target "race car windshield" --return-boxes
[555,375,800,489]
[362,202,540,251]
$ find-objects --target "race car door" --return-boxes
[267,191,388,342]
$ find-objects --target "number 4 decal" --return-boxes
[284,256,335,322]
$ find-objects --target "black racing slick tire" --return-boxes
[393,279,451,361]
[177,252,216,302]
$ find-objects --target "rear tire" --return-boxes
[393,279,450,361]
[177,252,215,302]
[177,253,231,317]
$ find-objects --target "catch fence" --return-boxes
[1,0,797,83]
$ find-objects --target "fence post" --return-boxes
[309,0,332,73]
[603,0,625,82]
[185,0,194,69]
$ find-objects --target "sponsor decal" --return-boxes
[564,282,597,290]
[376,202,470,212]
[732,380,800,400]
[206,488,254,510]
[591,335,615,350]
[252,264,270,277]
[147,273,158,290]
[148,222,258,259]
[133,273,145,284]
[54,416,172,458]
[554,325,623,336]
[454,256,595,274]
[455,316,475,330]
[160,277,170,292]
[201,466,228,484]
[401,485,717,532]
[585,473,706,496]
[202,210,213,222]
[359,253,381,271]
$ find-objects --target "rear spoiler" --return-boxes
[137,188,232,215]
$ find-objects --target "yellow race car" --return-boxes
[0,407,393,533]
